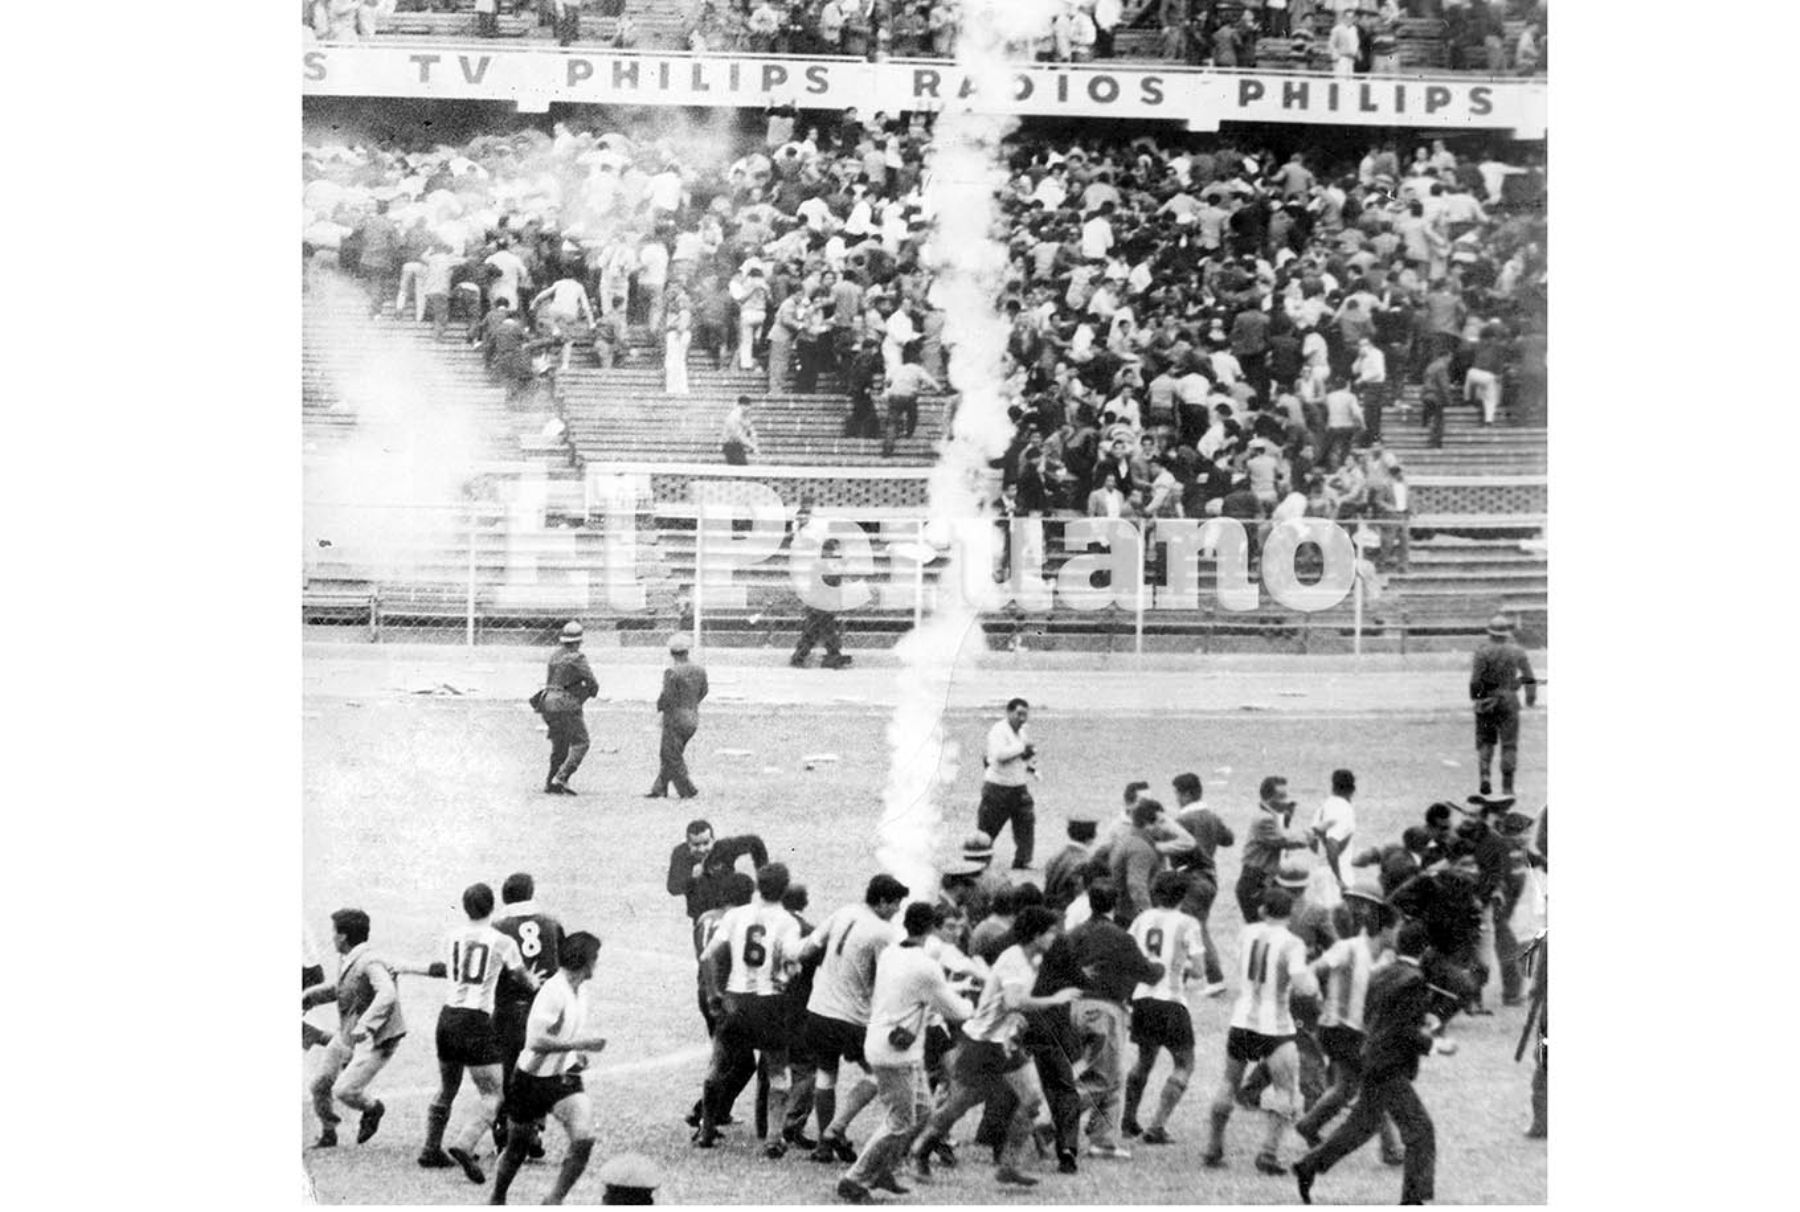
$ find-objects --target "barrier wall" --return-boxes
[302,47,1548,135]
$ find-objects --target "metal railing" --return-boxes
[302,497,1547,653]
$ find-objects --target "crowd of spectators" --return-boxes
[304,0,1546,75]
[304,105,1545,561]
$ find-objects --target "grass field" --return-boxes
[302,686,1548,1204]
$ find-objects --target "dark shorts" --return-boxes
[1226,1027,1294,1064]
[719,993,793,1058]
[802,1011,869,1073]
[436,1006,502,1067]
[953,1035,1028,1080]
[504,1070,585,1123]
[1317,1023,1367,1069]
[1475,700,1520,747]
[493,999,532,1065]
[1130,998,1196,1053]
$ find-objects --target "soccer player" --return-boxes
[491,873,565,1155]
[1293,878,1404,1166]
[684,872,755,1133]
[905,905,1082,1188]
[490,931,610,1206]
[420,882,538,1183]
[797,873,910,1162]
[1201,888,1319,1175]
[694,862,804,1155]
[1123,871,1207,1144]
[304,908,408,1149]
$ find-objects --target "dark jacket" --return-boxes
[1065,916,1164,1004]
[542,647,598,713]
[1361,956,1435,1082]
[657,661,710,726]
[666,834,769,919]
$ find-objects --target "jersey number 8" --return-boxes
[517,920,542,958]
[1145,927,1165,955]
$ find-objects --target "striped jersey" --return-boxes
[706,900,802,996]
[1229,921,1317,1036]
[443,922,526,1015]
[517,971,591,1078]
[962,943,1038,1048]
[1316,933,1375,1032]
[1128,907,1205,1003]
[806,904,900,1025]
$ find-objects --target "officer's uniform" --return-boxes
[651,638,708,798]
[1468,616,1537,796]
[542,626,599,793]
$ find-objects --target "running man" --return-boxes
[1123,871,1207,1144]
[1201,888,1319,1175]
[419,882,539,1183]
[694,863,804,1155]
[490,932,610,1206]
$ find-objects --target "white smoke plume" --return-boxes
[875,0,1058,897]
[303,272,486,586]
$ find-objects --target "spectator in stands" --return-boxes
[421,244,463,342]
[722,395,761,465]
[1328,8,1360,76]
[355,202,402,319]
[1321,377,1364,470]
[653,290,687,394]
[1266,0,1290,38]
[474,0,498,39]
[552,0,580,46]
[881,356,940,457]
[532,272,595,374]
[1351,336,1389,444]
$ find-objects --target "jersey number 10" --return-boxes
[453,941,491,984]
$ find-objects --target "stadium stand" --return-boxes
[302,91,1546,650]
[305,0,1547,76]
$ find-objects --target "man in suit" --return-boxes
[305,908,409,1148]
[649,634,709,799]
[540,621,599,796]
[1293,921,1441,1206]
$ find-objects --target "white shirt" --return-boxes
[1316,933,1375,1032]
[1080,215,1114,260]
[703,900,801,996]
[805,904,900,1025]
[862,942,969,1066]
[1129,907,1205,1003]
[984,718,1032,787]
[961,943,1037,1048]
[517,971,592,1077]
[442,921,526,1016]
[1312,794,1357,847]
[1229,921,1316,1036]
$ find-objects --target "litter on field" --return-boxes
[1277,690,1307,697]
[1214,765,1232,775]
[1441,758,1461,767]
[716,748,754,758]
[760,766,783,775]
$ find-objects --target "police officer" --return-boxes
[540,620,599,795]
[1469,614,1538,797]
[648,634,709,799]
